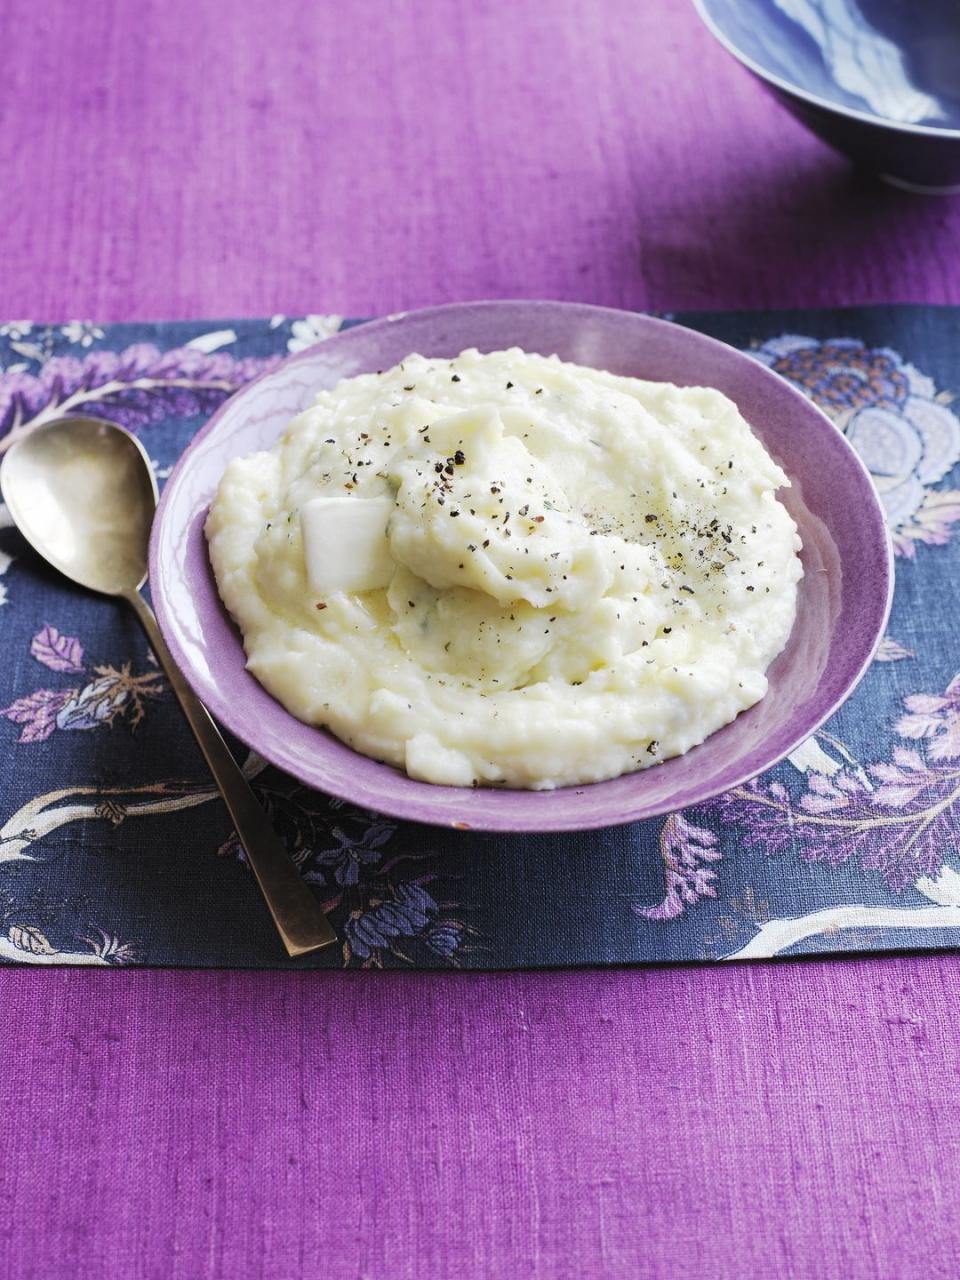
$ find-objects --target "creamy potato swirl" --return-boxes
[206,348,802,789]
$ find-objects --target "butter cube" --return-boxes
[301,495,394,594]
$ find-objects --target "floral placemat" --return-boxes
[1,306,959,968]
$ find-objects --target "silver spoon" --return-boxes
[1,416,337,958]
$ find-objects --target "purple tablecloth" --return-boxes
[3,1,960,1276]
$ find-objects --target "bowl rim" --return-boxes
[691,0,960,140]
[149,299,894,832]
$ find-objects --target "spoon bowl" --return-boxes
[2,417,157,596]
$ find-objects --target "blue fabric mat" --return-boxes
[2,306,959,968]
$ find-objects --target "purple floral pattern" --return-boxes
[716,675,960,893]
[632,666,960,954]
[0,689,71,744]
[30,624,84,673]
[753,336,960,556]
[1,626,162,743]
[0,336,282,456]
[218,790,474,968]
[637,814,721,921]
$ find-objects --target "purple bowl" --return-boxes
[149,301,893,832]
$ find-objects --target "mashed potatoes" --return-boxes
[206,348,802,789]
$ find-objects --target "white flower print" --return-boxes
[753,336,960,557]
[287,314,343,354]
[0,321,32,341]
[60,321,105,348]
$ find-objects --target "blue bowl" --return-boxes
[693,0,960,193]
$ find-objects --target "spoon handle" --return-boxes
[124,588,338,958]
